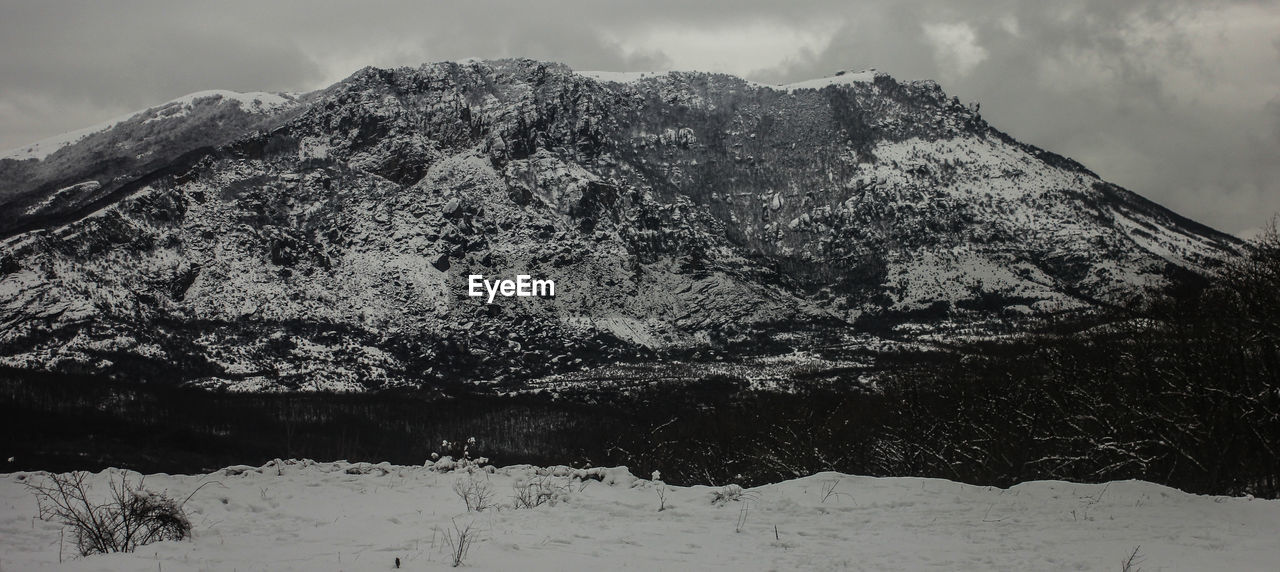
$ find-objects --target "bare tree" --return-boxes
[26,471,192,557]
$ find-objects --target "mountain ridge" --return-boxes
[0,58,1248,391]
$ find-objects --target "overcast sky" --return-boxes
[1,0,1277,235]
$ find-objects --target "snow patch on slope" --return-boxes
[22,180,101,216]
[142,90,295,124]
[1111,209,1230,269]
[780,70,879,92]
[0,90,296,161]
[0,112,140,162]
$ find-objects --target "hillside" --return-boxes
[0,59,1247,390]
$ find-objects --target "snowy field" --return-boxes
[2,460,1278,571]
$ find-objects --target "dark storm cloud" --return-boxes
[0,5,321,105]
[1,0,1277,235]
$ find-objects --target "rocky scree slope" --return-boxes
[0,59,1246,390]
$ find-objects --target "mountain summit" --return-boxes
[0,59,1246,390]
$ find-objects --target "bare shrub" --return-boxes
[1121,545,1143,572]
[652,470,668,512]
[441,519,476,567]
[512,475,568,509]
[820,478,846,503]
[26,471,192,557]
[452,472,494,512]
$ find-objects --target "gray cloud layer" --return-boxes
[2,0,1277,234]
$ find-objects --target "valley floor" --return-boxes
[1,461,1277,571]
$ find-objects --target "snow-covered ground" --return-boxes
[2,461,1277,571]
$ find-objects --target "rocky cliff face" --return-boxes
[0,59,1246,390]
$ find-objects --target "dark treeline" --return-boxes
[3,228,1277,497]
[0,373,627,475]
[626,227,1280,497]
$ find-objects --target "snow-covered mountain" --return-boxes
[0,59,1247,390]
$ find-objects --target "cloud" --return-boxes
[922,22,989,79]
[762,0,1280,234]
[999,14,1022,37]
[602,19,841,77]
[1270,97,1280,145]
